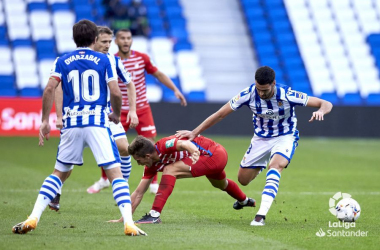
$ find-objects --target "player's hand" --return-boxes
[175,130,196,140]
[107,216,123,223]
[56,117,63,130]
[127,111,139,128]
[108,113,120,124]
[39,121,51,146]
[190,150,200,164]
[175,90,187,107]
[309,111,324,122]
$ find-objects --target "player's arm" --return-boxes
[125,80,139,128]
[176,103,234,140]
[131,178,152,214]
[306,97,333,122]
[54,82,63,129]
[152,70,187,106]
[39,77,60,146]
[176,140,200,164]
[108,79,122,123]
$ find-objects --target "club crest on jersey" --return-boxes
[278,101,283,107]
[165,138,175,148]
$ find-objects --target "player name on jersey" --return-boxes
[64,54,101,65]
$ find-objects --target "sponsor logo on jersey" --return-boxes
[165,138,175,148]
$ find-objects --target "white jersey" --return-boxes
[229,83,309,138]
[106,54,132,114]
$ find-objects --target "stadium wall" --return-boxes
[0,98,378,138]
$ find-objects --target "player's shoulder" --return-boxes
[133,50,150,59]
[277,83,291,92]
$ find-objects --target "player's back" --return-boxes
[52,48,117,128]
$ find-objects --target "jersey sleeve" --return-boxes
[105,55,118,83]
[115,56,132,85]
[50,57,62,82]
[285,88,309,106]
[142,166,156,179]
[141,53,158,74]
[156,136,179,154]
[229,85,253,110]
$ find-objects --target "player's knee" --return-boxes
[118,147,129,156]
[268,165,284,172]
[238,176,250,186]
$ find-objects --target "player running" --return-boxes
[12,20,146,236]
[87,28,187,194]
[176,66,333,226]
[109,135,256,224]
[48,26,139,211]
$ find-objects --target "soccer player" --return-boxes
[11,20,146,236]
[47,26,139,211]
[88,28,188,194]
[109,135,256,224]
[176,66,333,226]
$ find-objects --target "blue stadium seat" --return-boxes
[20,87,42,97]
[342,93,363,106]
[165,6,183,19]
[36,40,57,60]
[0,76,15,89]
[51,3,71,12]
[320,93,340,105]
[245,7,265,18]
[0,89,17,97]
[185,91,206,102]
[12,40,33,47]
[170,28,188,42]
[149,30,167,38]
[28,2,48,11]
[366,93,380,105]
[173,41,192,51]
[252,32,272,43]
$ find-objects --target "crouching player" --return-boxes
[110,135,256,224]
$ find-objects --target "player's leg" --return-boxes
[86,121,129,193]
[135,106,159,194]
[48,170,72,211]
[207,173,256,209]
[252,135,298,226]
[13,128,81,234]
[86,126,146,236]
[135,161,192,224]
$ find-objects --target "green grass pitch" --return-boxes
[0,135,379,250]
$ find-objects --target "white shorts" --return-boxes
[109,121,127,140]
[56,127,121,169]
[240,134,299,169]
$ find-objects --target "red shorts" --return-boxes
[182,144,228,180]
[120,105,157,138]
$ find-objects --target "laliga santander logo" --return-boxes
[329,192,352,216]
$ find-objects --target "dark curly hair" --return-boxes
[255,66,276,85]
[128,135,155,157]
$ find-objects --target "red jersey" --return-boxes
[142,135,219,179]
[115,50,158,111]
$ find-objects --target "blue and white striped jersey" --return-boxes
[107,53,132,85]
[50,48,117,129]
[229,83,309,138]
[106,54,132,114]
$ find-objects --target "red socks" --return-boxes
[151,175,176,213]
[224,179,247,202]
[101,168,107,180]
